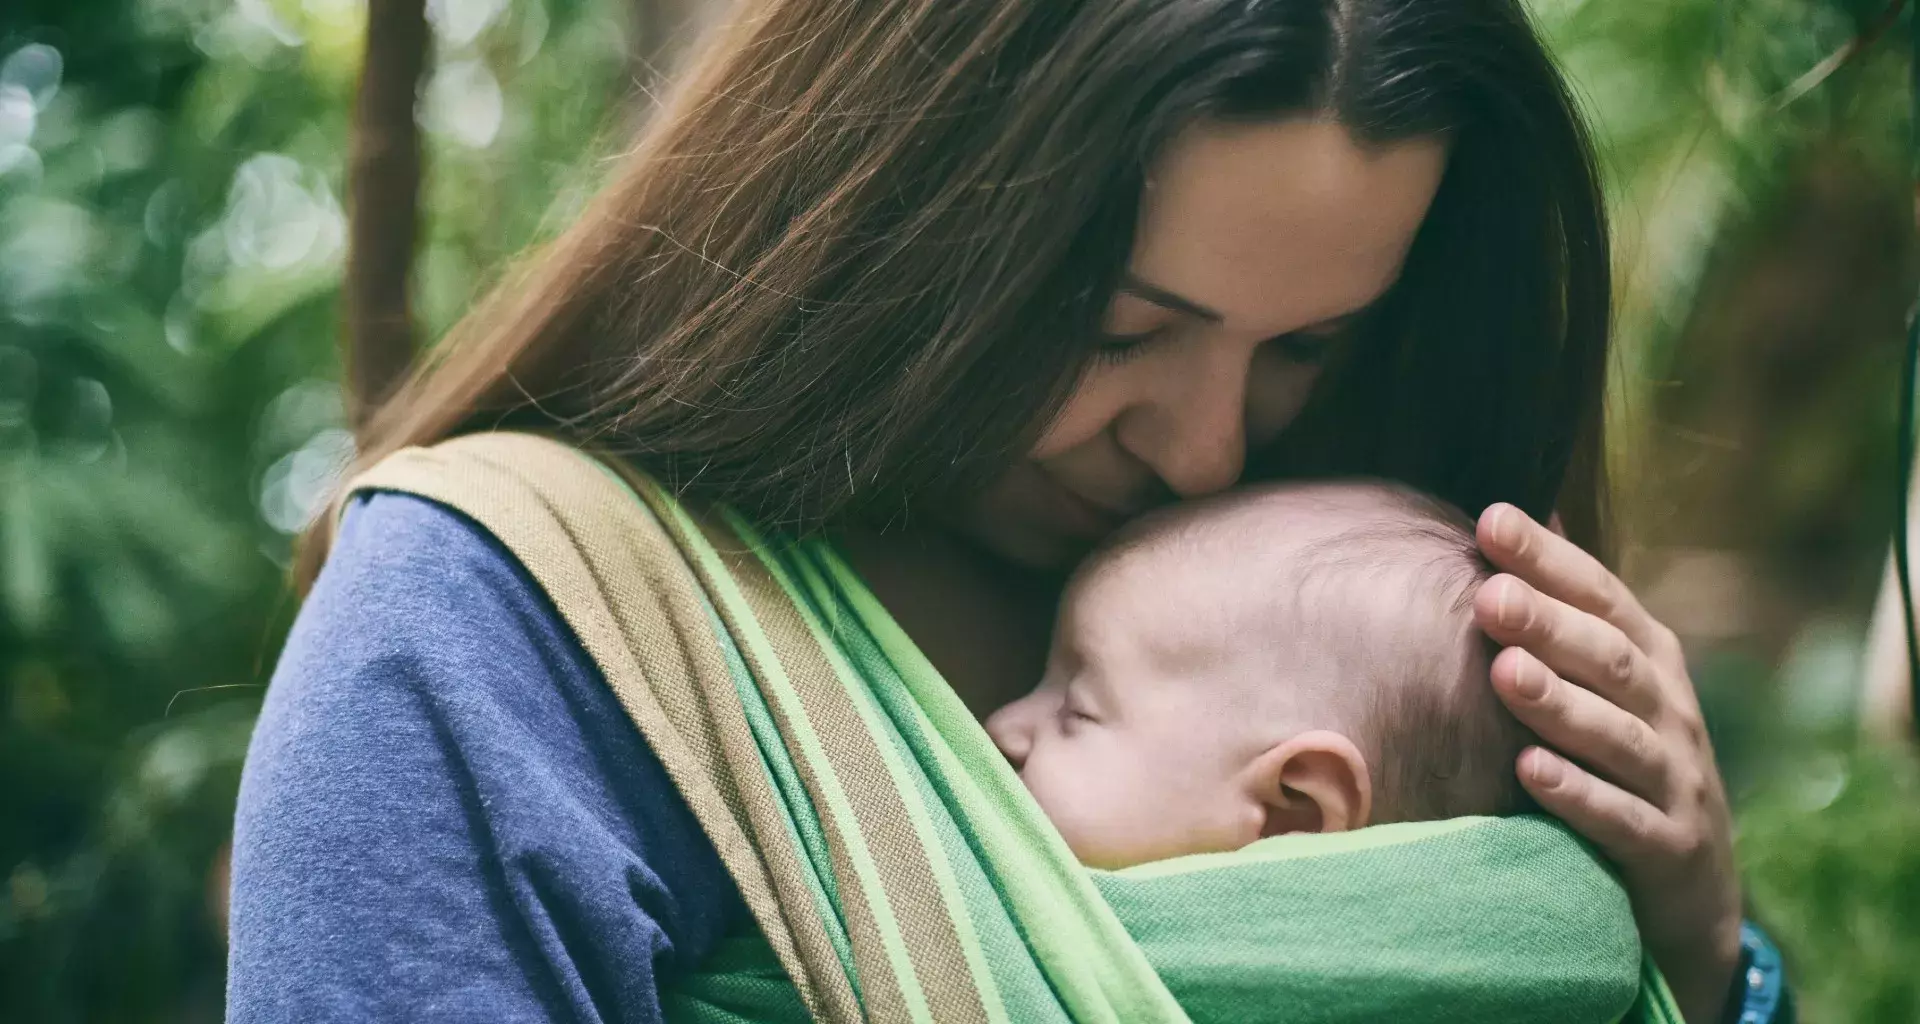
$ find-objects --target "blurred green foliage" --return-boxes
[0,0,1913,1020]
[1,0,631,1016]
[1740,742,1920,1022]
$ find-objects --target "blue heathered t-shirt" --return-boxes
[226,492,746,1023]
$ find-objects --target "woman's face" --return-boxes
[959,117,1449,570]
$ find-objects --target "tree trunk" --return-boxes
[342,0,431,428]
[626,0,712,115]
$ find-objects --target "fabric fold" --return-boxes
[343,431,1682,1024]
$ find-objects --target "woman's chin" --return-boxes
[956,480,1112,574]
[954,513,1098,576]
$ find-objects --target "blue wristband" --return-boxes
[1730,921,1789,1024]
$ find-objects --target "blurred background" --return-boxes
[0,0,1915,1019]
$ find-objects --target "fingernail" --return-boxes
[1513,657,1548,701]
[1495,579,1527,629]
[1530,751,1564,789]
[1489,504,1519,547]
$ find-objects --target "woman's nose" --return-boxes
[1123,352,1249,499]
[1158,413,1246,498]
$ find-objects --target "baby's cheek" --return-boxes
[1022,763,1117,861]
[1048,803,1141,870]
[1045,767,1177,869]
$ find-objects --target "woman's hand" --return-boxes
[1473,504,1742,1024]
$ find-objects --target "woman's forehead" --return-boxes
[1126,116,1448,337]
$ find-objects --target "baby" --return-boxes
[984,480,1532,870]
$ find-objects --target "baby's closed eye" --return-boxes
[1057,690,1101,732]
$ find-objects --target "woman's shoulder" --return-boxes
[265,488,670,803]
[230,491,745,1021]
[325,486,534,596]
[259,490,711,858]
[274,490,591,723]
[312,488,563,647]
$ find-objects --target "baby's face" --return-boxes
[984,548,1281,869]
[987,485,1507,865]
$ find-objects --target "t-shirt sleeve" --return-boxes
[226,492,746,1024]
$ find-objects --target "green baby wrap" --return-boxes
[347,432,1682,1024]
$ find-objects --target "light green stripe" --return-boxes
[1104,817,1494,881]
[586,461,863,997]
[745,524,1012,1024]
[644,485,936,1024]
[812,543,1190,1024]
[1640,959,1682,1024]
[784,542,1074,1022]
[700,586,863,993]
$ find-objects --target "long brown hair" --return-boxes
[307,0,1613,584]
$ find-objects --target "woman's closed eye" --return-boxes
[1093,326,1341,370]
[1091,327,1166,367]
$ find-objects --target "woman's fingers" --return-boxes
[1475,507,1746,1021]
[1475,574,1661,719]
[1478,503,1672,658]
[1515,746,1683,866]
[1490,647,1669,801]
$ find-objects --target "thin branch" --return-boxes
[1775,0,1908,108]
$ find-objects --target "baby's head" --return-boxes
[985,481,1531,869]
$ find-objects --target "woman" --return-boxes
[228,0,1789,1021]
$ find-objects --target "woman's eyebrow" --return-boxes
[1121,273,1380,334]
[1298,309,1367,336]
[1119,273,1223,323]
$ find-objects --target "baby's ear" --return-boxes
[1247,731,1373,837]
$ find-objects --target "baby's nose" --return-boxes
[983,708,1029,770]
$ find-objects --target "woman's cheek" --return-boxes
[1244,355,1324,448]
[1031,368,1128,459]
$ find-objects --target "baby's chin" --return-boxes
[1024,776,1227,870]
[1063,839,1142,871]
[1029,799,1149,870]
[1056,823,1209,872]
[1052,798,1269,870]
